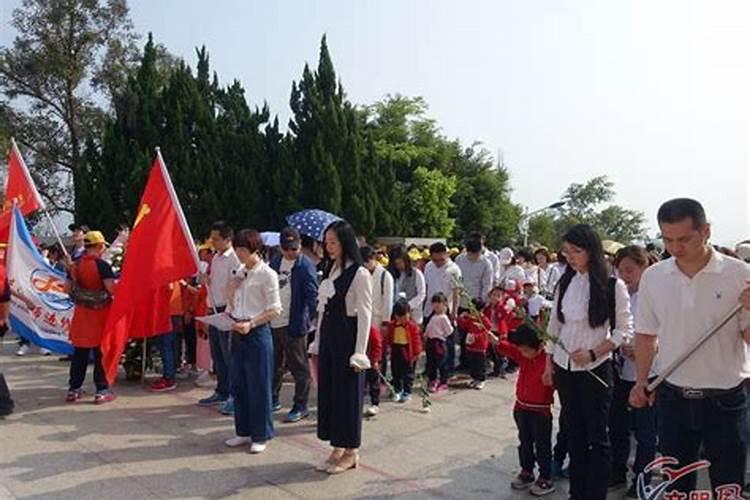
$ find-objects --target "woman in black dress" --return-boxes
[308,221,373,474]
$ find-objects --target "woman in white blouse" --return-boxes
[543,224,633,500]
[308,221,372,474]
[224,230,282,455]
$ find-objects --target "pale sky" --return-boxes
[2,1,749,244]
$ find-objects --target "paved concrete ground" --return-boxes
[0,337,698,500]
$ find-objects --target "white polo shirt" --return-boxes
[423,260,463,317]
[636,250,750,390]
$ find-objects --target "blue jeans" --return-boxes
[230,325,274,442]
[158,316,181,380]
[609,377,657,481]
[208,325,231,398]
[657,382,747,493]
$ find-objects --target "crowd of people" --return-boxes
[2,197,750,499]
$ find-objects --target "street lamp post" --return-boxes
[520,201,565,247]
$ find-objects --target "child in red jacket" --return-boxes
[457,298,493,390]
[494,324,556,495]
[386,300,422,403]
[364,326,384,417]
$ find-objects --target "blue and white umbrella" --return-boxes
[260,232,280,247]
[286,209,342,242]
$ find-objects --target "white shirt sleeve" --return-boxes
[381,270,394,324]
[609,279,633,347]
[264,268,282,315]
[349,267,373,370]
[409,269,427,312]
[634,270,659,336]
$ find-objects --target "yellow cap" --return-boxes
[407,248,422,262]
[83,231,108,246]
[420,249,431,260]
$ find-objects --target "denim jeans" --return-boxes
[609,377,657,481]
[158,316,182,380]
[657,382,747,493]
[230,326,274,442]
[208,324,231,398]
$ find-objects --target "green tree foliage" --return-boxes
[0,0,137,215]
[527,176,646,247]
[404,167,456,237]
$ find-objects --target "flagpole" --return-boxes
[141,338,147,384]
[42,210,70,261]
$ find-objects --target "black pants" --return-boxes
[177,317,196,366]
[457,307,470,369]
[488,347,506,375]
[365,368,380,406]
[609,377,657,482]
[391,345,414,395]
[68,347,108,392]
[272,327,311,409]
[514,409,553,480]
[554,361,613,500]
[467,351,486,382]
[0,373,14,415]
[425,338,448,384]
[553,409,569,465]
[657,382,746,493]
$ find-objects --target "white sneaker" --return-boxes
[40,348,52,356]
[194,371,216,388]
[473,381,485,390]
[364,405,379,417]
[16,344,30,356]
[225,436,252,448]
[250,442,267,454]
[391,392,402,403]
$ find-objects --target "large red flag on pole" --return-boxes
[101,149,199,385]
[0,139,45,240]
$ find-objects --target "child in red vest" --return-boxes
[364,325,384,417]
[494,324,556,496]
[457,299,493,390]
[385,300,422,403]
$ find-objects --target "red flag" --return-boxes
[0,139,45,240]
[101,150,198,385]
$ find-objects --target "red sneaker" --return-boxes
[94,391,116,405]
[149,378,176,392]
[65,390,82,403]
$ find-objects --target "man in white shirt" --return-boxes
[630,198,750,494]
[423,242,462,376]
[198,222,241,410]
[361,246,394,331]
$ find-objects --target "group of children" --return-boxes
[361,277,558,496]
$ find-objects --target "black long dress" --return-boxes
[317,264,365,448]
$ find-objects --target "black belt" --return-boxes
[662,381,743,400]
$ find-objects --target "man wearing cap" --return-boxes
[270,227,318,422]
[65,230,117,404]
[630,198,750,493]
[68,224,90,262]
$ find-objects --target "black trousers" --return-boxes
[657,382,746,493]
[0,373,14,415]
[467,351,486,382]
[365,368,380,406]
[553,409,569,464]
[391,345,414,395]
[554,361,613,500]
[272,326,311,409]
[177,317,197,366]
[425,338,448,384]
[68,347,108,392]
[514,409,553,480]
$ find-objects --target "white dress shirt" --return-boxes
[370,264,394,327]
[227,260,282,322]
[636,251,750,389]
[308,263,373,370]
[208,247,241,308]
[548,273,633,371]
